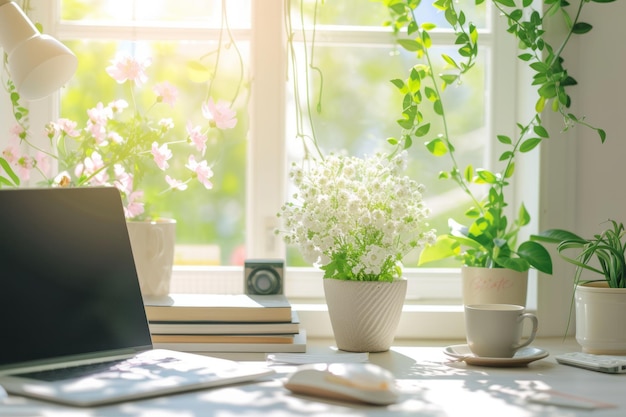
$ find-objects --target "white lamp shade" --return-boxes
[8,34,78,100]
[0,2,77,100]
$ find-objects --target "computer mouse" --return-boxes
[284,362,399,405]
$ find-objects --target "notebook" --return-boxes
[0,187,274,407]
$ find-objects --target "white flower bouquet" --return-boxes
[278,152,436,281]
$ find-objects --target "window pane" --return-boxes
[291,0,487,29]
[286,41,487,267]
[61,0,251,27]
[55,39,249,266]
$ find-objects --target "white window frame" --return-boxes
[3,0,564,339]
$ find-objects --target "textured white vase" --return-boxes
[575,281,626,354]
[462,266,528,306]
[126,219,176,299]
[323,278,407,352]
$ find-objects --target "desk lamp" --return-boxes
[0,1,76,100]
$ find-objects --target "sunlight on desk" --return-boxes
[0,339,624,417]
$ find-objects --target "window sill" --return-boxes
[169,265,467,339]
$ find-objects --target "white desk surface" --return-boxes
[1,337,623,417]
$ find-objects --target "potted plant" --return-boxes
[538,221,626,354]
[277,151,436,352]
[1,53,237,297]
[378,0,610,305]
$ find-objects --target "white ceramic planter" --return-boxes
[462,266,528,306]
[575,281,626,354]
[323,278,407,352]
[126,218,176,300]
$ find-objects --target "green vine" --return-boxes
[380,0,612,272]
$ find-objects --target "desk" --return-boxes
[1,338,623,417]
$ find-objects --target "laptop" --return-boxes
[0,187,274,407]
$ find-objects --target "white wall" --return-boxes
[538,0,626,335]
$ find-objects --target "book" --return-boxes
[149,311,300,335]
[153,330,307,353]
[151,333,296,344]
[144,293,292,323]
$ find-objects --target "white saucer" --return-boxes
[444,344,549,367]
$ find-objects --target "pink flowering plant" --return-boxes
[1,53,237,219]
[277,152,437,282]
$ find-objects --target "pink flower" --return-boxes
[75,151,108,185]
[51,118,80,137]
[158,118,174,132]
[124,191,145,219]
[88,102,113,125]
[35,152,52,177]
[9,124,24,138]
[186,155,213,189]
[114,164,133,194]
[153,82,178,107]
[202,98,237,129]
[186,121,208,155]
[105,54,151,87]
[108,99,129,114]
[151,142,172,170]
[2,137,20,164]
[166,175,188,191]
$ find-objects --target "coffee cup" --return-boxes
[464,304,538,358]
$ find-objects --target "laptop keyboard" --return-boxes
[15,356,180,382]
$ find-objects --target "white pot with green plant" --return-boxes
[378,0,610,305]
[538,220,626,354]
[277,152,436,352]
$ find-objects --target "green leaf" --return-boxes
[572,22,593,34]
[493,0,516,8]
[496,257,530,272]
[425,138,448,156]
[497,135,512,145]
[422,31,432,48]
[520,138,542,152]
[390,79,405,90]
[433,99,443,115]
[531,229,585,244]
[440,74,458,85]
[421,22,437,31]
[0,157,19,186]
[517,241,553,274]
[476,169,498,184]
[504,162,515,179]
[517,203,530,226]
[442,54,459,69]
[464,164,474,182]
[418,235,459,265]
[424,86,438,101]
[415,123,431,137]
[397,39,421,52]
[499,151,514,161]
[533,125,549,138]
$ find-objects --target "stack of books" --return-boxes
[144,293,306,353]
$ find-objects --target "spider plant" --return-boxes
[537,220,626,288]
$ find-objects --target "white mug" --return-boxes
[464,304,538,358]
[126,219,176,298]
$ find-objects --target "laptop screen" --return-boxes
[0,187,152,369]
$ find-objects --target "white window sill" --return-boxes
[169,266,468,339]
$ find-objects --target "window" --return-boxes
[0,1,540,338]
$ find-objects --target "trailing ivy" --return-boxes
[379,0,612,272]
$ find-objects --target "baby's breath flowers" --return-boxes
[278,152,436,282]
